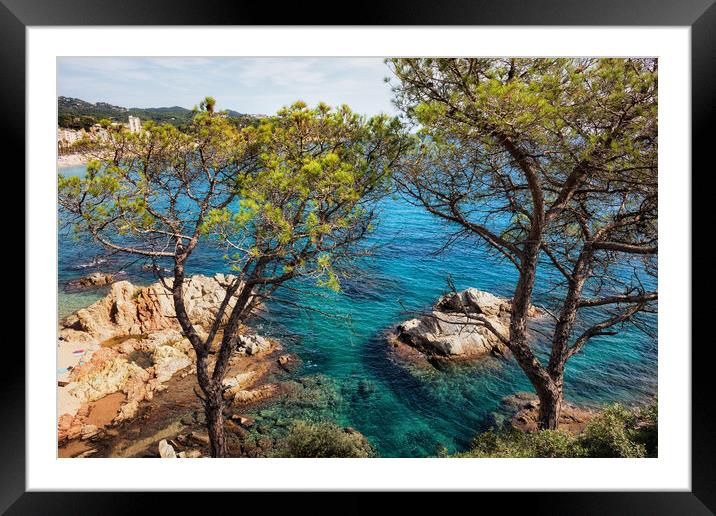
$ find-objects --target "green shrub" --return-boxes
[578,403,646,458]
[271,421,375,458]
[531,429,586,458]
[455,428,582,458]
[456,399,657,458]
[634,398,658,457]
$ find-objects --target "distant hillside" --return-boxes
[58,96,259,130]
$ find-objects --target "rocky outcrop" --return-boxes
[152,344,192,383]
[393,288,542,359]
[57,274,276,445]
[236,334,272,356]
[79,272,114,287]
[230,383,281,404]
[67,347,150,404]
[60,274,247,342]
[57,334,194,443]
[277,354,297,372]
[221,356,281,404]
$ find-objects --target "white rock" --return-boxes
[68,357,147,403]
[152,345,191,383]
[395,288,528,358]
[237,334,271,356]
[80,424,100,440]
[158,439,177,458]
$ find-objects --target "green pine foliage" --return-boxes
[59,98,408,296]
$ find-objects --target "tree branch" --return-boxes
[565,303,645,360]
[578,291,657,308]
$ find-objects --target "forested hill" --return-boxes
[58,96,259,130]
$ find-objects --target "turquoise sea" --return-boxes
[58,164,657,457]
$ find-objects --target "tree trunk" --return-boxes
[170,253,239,458]
[507,240,565,430]
[536,382,563,430]
[195,353,228,458]
[205,383,227,458]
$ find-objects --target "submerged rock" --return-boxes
[393,288,542,359]
[277,354,297,372]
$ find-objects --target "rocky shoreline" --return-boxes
[57,278,637,458]
[390,288,543,361]
[57,274,293,457]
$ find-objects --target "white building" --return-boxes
[57,127,83,144]
[128,115,142,133]
[57,127,86,152]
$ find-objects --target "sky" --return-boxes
[58,57,397,116]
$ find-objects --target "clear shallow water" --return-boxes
[58,165,657,457]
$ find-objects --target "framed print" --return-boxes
[6,0,715,512]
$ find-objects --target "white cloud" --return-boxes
[57,57,396,116]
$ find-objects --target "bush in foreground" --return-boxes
[454,399,657,458]
[272,421,375,458]
[458,428,585,458]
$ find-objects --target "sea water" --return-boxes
[57,165,657,457]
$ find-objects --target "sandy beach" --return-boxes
[57,153,89,168]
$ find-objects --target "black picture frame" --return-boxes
[5,0,713,513]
